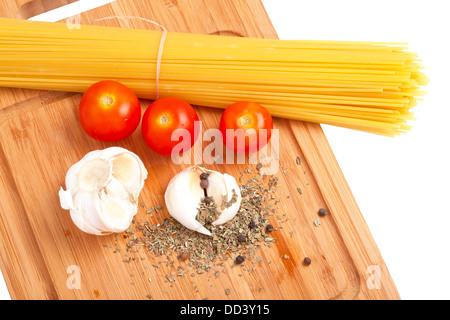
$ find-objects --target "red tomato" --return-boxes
[141,97,200,156]
[219,101,273,154]
[78,80,141,142]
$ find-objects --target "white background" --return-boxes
[262,0,450,300]
[1,0,449,300]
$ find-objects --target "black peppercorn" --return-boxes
[265,224,274,232]
[235,255,245,264]
[178,252,190,262]
[318,208,328,216]
[303,257,312,265]
[200,172,209,180]
[248,220,256,229]
[203,196,212,204]
[200,179,209,189]
[237,235,246,242]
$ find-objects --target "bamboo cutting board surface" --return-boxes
[0,0,400,299]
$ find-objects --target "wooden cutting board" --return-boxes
[0,0,400,300]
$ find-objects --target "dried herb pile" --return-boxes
[112,165,281,277]
[101,156,329,299]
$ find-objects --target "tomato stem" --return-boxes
[102,96,114,106]
[159,115,170,126]
[239,115,252,126]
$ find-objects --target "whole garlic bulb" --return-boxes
[59,147,148,235]
[164,166,242,236]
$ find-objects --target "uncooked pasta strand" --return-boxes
[0,17,428,136]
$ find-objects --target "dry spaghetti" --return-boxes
[0,17,428,136]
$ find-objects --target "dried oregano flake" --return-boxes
[111,164,288,294]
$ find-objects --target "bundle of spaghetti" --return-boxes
[0,17,428,136]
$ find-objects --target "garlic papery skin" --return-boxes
[59,147,148,235]
[164,166,242,236]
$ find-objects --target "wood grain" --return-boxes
[17,0,79,19]
[0,0,400,299]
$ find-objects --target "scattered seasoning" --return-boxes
[318,208,328,216]
[112,164,284,292]
[200,179,209,189]
[203,196,212,204]
[303,257,312,265]
[296,157,301,165]
[237,235,246,243]
[235,255,245,264]
[297,187,302,195]
[225,288,231,295]
[313,217,321,227]
[178,252,190,262]
[256,163,263,171]
[253,256,263,264]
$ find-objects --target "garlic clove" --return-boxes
[211,173,242,225]
[77,158,112,192]
[98,188,136,233]
[164,165,242,236]
[185,167,208,200]
[164,167,212,236]
[204,171,227,205]
[111,152,146,202]
[104,176,129,200]
[69,191,107,235]
[79,192,109,234]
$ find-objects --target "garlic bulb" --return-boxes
[59,147,148,235]
[164,166,242,236]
